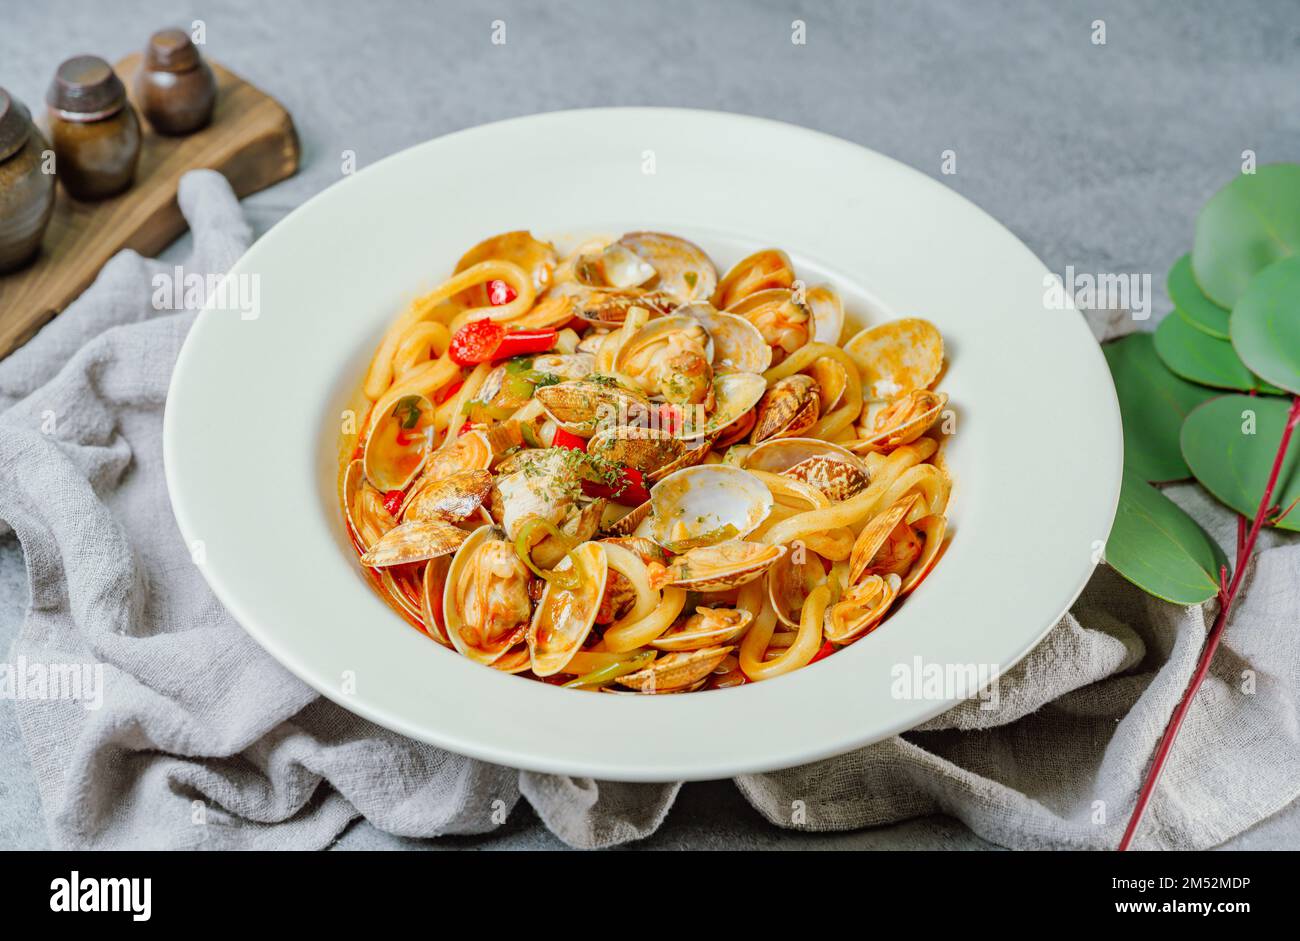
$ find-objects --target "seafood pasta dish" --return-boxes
[339,231,952,694]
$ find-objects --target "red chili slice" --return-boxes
[582,466,650,507]
[435,379,464,404]
[551,428,588,451]
[382,490,404,517]
[448,321,557,366]
[809,641,836,664]
[487,278,517,306]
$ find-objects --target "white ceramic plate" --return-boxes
[165,108,1121,781]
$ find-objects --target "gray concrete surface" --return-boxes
[2,0,1298,850]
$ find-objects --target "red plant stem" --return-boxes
[1118,394,1300,850]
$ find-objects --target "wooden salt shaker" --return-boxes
[0,89,57,272]
[46,55,141,201]
[136,28,217,136]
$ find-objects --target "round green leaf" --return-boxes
[1103,333,1216,482]
[1192,163,1300,308]
[1106,468,1226,604]
[1168,253,1229,339]
[1230,254,1300,394]
[1181,394,1300,532]
[1154,310,1270,391]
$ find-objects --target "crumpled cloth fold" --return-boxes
[3,171,1296,850]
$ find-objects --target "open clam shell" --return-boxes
[824,573,901,644]
[617,232,717,303]
[844,318,944,398]
[660,541,787,591]
[647,465,773,550]
[726,288,812,361]
[848,496,921,585]
[401,469,493,522]
[343,459,395,550]
[576,242,657,290]
[614,646,734,692]
[679,303,773,374]
[768,546,830,629]
[443,525,534,666]
[698,371,767,441]
[614,315,715,403]
[534,376,653,437]
[713,249,795,311]
[743,438,870,501]
[420,555,452,646]
[652,608,753,651]
[363,393,435,493]
[360,518,469,568]
[527,541,608,676]
[751,374,820,443]
[574,290,680,327]
[587,426,687,483]
[901,514,946,595]
[804,283,845,345]
[854,390,948,452]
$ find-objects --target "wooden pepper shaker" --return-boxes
[46,55,141,201]
[136,28,217,136]
[0,88,57,272]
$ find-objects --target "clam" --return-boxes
[360,518,468,568]
[843,318,944,398]
[401,469,493,522]
[805,354,848,412]
[614,646,733,692]
[527,542,608,676]
[599,535,666,565]
[652,608,752,651]
[587,426,688,483]
[343,459,395,550]
[658,541,787,591]
[853,390,948,452]
[848,496,921,585]
[804,283,845,345]
[679,303,773,374]
[420,555,452,646]
[530,352,596,381]
[767,546,829,628]
[647,465,773,550]
[824,573,901,644]
[900,514,947,595]
[614,315,715,405]
[751,374,820,443]
[443,525,534,665]
[534,376,653,437]
[575,290,680,327]
[575,242,658,290]
[489,448,583,540]
[698,371,767,441]
[454,231,557,305]
[419,427,501,483]
[363,393,435,492]
[617,232,717,303]
[743,438,870,501]
[713,249,795,310]
[726,288,811,362]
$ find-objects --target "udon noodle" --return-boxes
[339,231,952,694]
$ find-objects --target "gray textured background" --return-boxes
[2,0,1299,850]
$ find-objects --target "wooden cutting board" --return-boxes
[0,52,299,358]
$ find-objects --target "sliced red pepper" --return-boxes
[448,320,558,366]
[582,466,650,507]
[382,489,404,517]
[487,278,517,306]
[809,641,836,664]
[551,428,588,452]
[657,403,683,436]
[350,444,364,461]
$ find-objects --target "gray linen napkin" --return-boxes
[2,171,1297,850]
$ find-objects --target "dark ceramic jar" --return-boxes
[46,55,141,201]
[136,29,216,136]
[0,88,57,272]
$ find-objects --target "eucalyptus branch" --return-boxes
[1119,393,1300,850]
